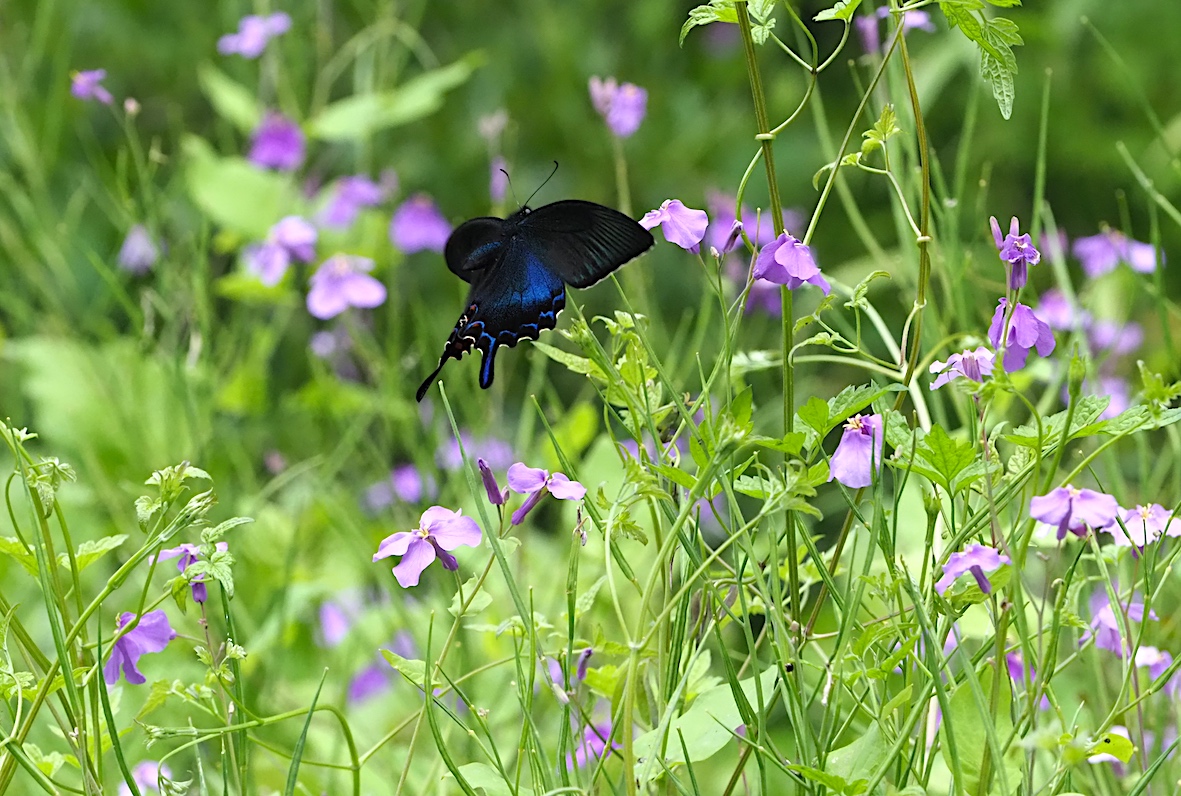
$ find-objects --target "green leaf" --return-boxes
[749,433,806,455]
[381,650,426,688]
[197,64,261,132]
[786,764,847,791]
[649,462,697,491]
[308,56,480,141]
[449,575,492,617]
[945,564,1013,609]
[940,666,1022,795]
[828,722,890,788]
[183,136,297,239]
[829,383,904,432]
[798,396,830,434]
[917,425,976,491]
[59,535,127,572]
[1088,731,1135,764]
[862,104,901,156]
[979,19,1022,120]
[984,0,1022,6]
[0,538,39,577]
[550,403,599,462]
[449,763,532,796]
[201,517,253,544]
[530,340,597,376]
[1004,395,1109,448]
[814,0,863,22]
[633,666,778,769]
[845,271,891,310]
[135,495,164,531]
[680,2,738,46]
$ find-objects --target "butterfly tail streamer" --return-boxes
[416,360,449,402]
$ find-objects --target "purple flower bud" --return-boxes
[478,458,506,505]
[117,224,160,274]
[990,215,1041,290]
[576,648,593,681]
[588,76,647,138]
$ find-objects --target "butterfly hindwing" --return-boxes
[444,216,507,283]
[515,200,655,288]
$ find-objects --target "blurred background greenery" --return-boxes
[1,0,1180,790]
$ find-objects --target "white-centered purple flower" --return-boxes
[157,542,229,603]
[103,610,177,685]
[490,156,509,204]
[319,175,387,229]
[1083,589,1157,657]
[118,224,160,274]
[1105,503,1180,549]
[827,414,884,489]
[929,347,995,390]
[373,506,482,588]
[218,13,292,58]
[987,298,1056,372]
[1073,229,1162,277]
[249,112,305,172]
[71,69,113,104]
[935,544,1010,595]
[306,254,387,319]
[990,215,1041,290]
[754,232,830,294]
[389,194,452,254]
[589,76,647,138]
[245,215,317,286]
[1030,485,1119,541]
[507,462,587,525]
[639,200,709,251]
[1036,288,1088,331]
[119,760,172,796]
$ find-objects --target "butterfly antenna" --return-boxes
[522,161,559,209]
[501,167,519,208]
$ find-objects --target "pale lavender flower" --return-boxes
[639,200,709,250]
[104,610,177,685]
[363,464,436,513]
[855,8,936,55]
[318,597,358,648]
[118,224,160,274]
[490,156,509,204]
[1083,589,1157,657]
[935,544,1010,595]
[569,715,620,769]
[1135,646,1173,680]
[929,347,994,390]
[987,298,1056,372]
[245,215,317,286]
[71,69,113,104]
[319,176,386,229]
[1073,229,1163,277]
[438,433,514,471]
[1087,319,1144,357]
[348,664,390,704]
[828,414,884,489]
[119,760,172,796]
[218,13,292,58]
[1037,289,1088,331]
[307,254,386,319]
[1030,485,1119,541]
[390,194,452,254]
[588,76,647,138]
[373,507,483,587]
[754,233,830,294]
[990,215,1041,290]
[1105,503,1178,548]
[310,327,350,359]
[705,190,804,251]
[249,112,305,171]
[158,542,229,603]
[508,463,587,525]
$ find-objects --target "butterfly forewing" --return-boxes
[516,200,655,288]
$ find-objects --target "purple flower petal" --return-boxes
[373,531,416,561]
[639,200,709,250]
[827,414,884,489]
[104,610,177,685]
[249,113,305,171]
[71,69,114,104]
[507,463,549,494]
[118,225,160,274]
[422,508,482,551]
[547,472,586,501]
[392,537,436,588]
[390,194,452,254]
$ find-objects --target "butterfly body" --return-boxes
[416,200,653,401]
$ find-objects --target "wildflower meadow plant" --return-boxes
[10,2,1181,795]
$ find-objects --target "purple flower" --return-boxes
[363,464,437,513]
[935,544,1010,595]
[217,13,292,58]
[157,542,229,603]
[639,200,709,251]
[318,596,359,648]
[1004,652,1049,711]
[1083,589,1157,657]
[929,347,995,390]
[569,717,620,769]
[373,506,483,588]
[490,156,509,204]
[118,224,160,274]
[438,433,514,472]
[249,112,305,172]
[478,458,507,505]
[348,664,390,704]
[389,194,452,254]
[1135,646,1173,680]
[987,298,1056,372]
[1105,503,1178,548]
[1073,230,1163,277]
[245,215,317,286]
[507,463,587,525]
[705,190,804,251]
[855,8,936,55]
[1030,485,1119,541]
[754,233,830,294]
[119,760,172,796]
[319,176,386,229]
[827,414,884,489]
[1037,288,1088,331]
[743,272,782,315]
[588,76,647,138]
[103,610,177,685]
[307,254,387,319]
[71,69,113,104]
[1087,319,1144,357]
[576,648,593,681]
[990,215,1041,290]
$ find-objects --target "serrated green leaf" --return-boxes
[1004,395,1109,448]
[846,271,890,310]
[798,396,830,434]
[530,339,597,376]
[59,535,127,572]
[680,2,739,46]
[649,462,697,491]
[0,538,39,577]
[814,0,864,22]
[201,517,253,544]
[917,425,975,490]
